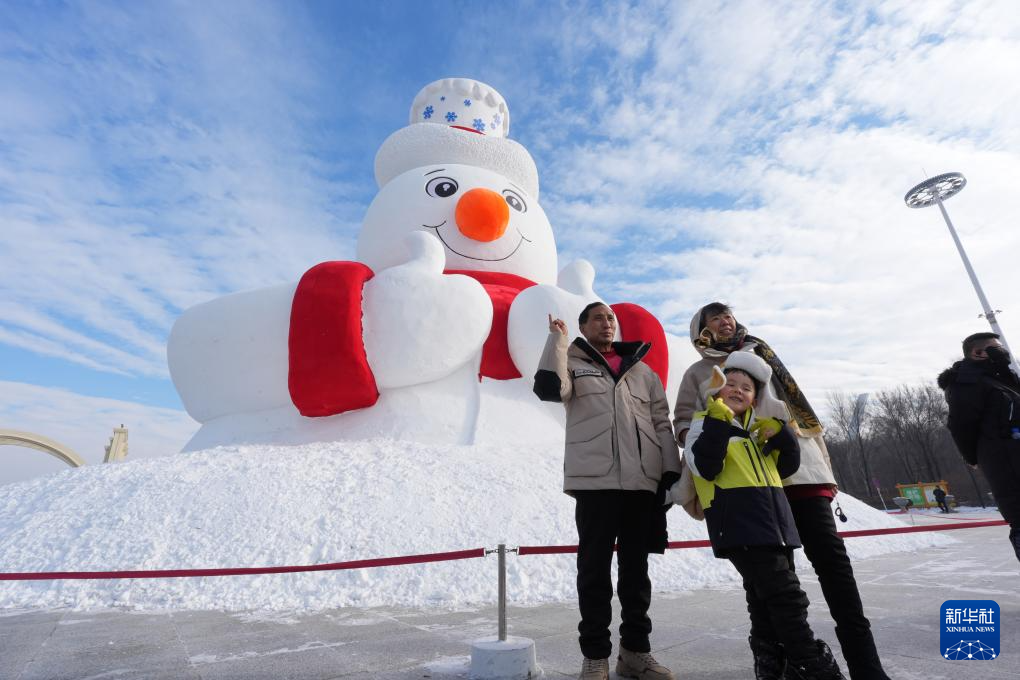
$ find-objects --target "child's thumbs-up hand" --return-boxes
[706,396,734,423]
[750,418,784,446]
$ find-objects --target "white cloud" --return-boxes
[0,1,363,378]
[518,0,1020,405]
[0,381,196,487]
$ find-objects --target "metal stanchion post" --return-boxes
[497,543,507,642]
[893,497,914,525]
[471,544,539,678]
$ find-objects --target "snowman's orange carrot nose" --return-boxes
[455,188,510,242]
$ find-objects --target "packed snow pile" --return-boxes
[0,439,950,612]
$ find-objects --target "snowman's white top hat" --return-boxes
[409,77,511,137]
[374,77,540,199]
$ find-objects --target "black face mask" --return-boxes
[986,345,1012,366]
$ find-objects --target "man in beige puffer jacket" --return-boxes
[534,302,680,680]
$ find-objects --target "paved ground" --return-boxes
[2,513,1016,679]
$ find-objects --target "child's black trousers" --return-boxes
[726,545,817,662]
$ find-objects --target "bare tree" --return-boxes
[872,385,949,482]
[914,384,949,479]
[874,388,922,480]
[826,391,876,497]
[820,380,994,508]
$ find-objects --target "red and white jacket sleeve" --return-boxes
[287,261,379,417]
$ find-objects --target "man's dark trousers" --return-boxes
[977,445,1020,562]
[574,489,655,660]
[790,496,889,679]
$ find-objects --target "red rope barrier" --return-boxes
[0,548,485,582]
[518,520,1008,556]
[0,520,1007,581]
[837,519,1006,537]
[665,539,713,550]
[892,512,999,522]
[517,545,579,556]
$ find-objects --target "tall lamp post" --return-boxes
[904,172,1020,376]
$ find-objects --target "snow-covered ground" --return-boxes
[0,439,954,611]
[889,505,995,516]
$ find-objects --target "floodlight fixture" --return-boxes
[905,172,1020,375]
[904,172,966,208]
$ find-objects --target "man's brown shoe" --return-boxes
[616,647,675,680]
[579,656,609,680]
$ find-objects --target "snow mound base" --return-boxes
[0,440,950,611]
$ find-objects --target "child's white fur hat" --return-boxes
[702,352,790,420]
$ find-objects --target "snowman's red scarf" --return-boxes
[446,271,669,387]
[289,261,378,417]
[287,264,669,418]
[445,269,537,380]
[287,265,538,418]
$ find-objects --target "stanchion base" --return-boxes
[469,636,542,679]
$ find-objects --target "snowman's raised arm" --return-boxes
[557,259,597,298]
[362,232,492,389]
[169,281,299,423]
[507,259,605,378]
[376,227,447,274]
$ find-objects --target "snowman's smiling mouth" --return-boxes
[422,221,532,262]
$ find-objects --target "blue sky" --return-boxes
[3,0,1020,484]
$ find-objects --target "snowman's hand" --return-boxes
[557,259,597,298]
[384,230,447,275]
[362,232,492,389]
[509,283,599,377]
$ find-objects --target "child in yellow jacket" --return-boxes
[670,352,844,679]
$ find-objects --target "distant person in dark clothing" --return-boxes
[932,486,949,513]
[938,331,1020,562]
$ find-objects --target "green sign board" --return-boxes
[900,485,925,507]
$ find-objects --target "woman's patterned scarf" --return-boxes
[694,325,745,358]
[695,323,823,436]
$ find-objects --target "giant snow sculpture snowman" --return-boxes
[168,78,669,451]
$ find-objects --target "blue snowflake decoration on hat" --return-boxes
[472,118,486,132]
[445,111,457,123]
[440,96,446,101]
[422,105,434,120]
[464,99,472,106]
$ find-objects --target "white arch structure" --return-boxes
[0,428,87,468]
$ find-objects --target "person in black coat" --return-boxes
[938,331,1020,562]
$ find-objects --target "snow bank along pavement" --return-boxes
[0,439,950,611]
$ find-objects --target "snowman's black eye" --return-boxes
[503,189,527,213]
[425,177,459,198]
